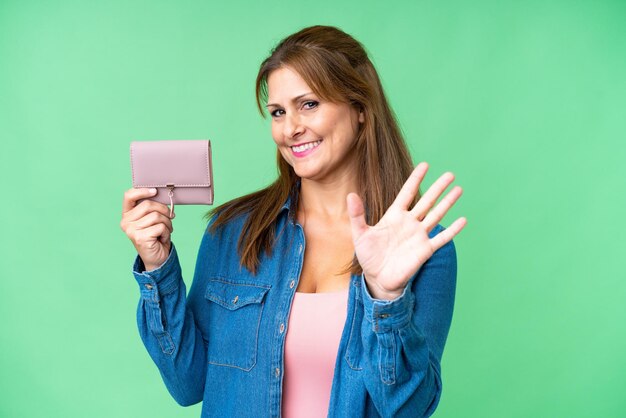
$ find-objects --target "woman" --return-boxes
[120,25,466,418]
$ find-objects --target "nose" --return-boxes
[283,111,304,140]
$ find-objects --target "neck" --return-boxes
[297,172,359,224]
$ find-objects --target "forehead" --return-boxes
[266,67,313,103]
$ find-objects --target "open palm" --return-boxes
[347,162,467,300]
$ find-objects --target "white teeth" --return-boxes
[292,140,322,153]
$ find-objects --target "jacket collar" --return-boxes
[280,195,292,212]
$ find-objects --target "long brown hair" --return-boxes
[203,25,419,276]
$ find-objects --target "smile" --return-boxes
[291,139,322,153]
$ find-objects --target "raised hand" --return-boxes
[347,162,467,300]
[120,188,176,272]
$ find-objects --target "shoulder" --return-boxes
[202,194,288,251]
[195,209,251,277]
[203,208,248,248]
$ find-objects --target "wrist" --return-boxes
[142,244,172,272]
[144,263,160,272]
[364,277,404,301]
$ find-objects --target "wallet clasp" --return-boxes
[166,183,175,218]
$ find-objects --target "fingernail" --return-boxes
[149,188,157,194]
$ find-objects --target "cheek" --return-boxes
[331,120,351,141]
[310,113,329,134]
[278,147,293,165]
[315,111,345,137]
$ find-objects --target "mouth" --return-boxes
[291,139,322,155]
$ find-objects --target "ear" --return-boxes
[358,108,365,123]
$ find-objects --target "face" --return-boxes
[266,66,364,183]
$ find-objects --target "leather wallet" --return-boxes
[130,139,214,217]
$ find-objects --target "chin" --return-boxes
[291,165,321,180]
[293,169,316,180]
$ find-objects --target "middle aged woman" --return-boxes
[123,24,467,418]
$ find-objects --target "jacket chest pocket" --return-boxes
[204,278,271,371]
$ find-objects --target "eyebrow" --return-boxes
[266,92,314,108]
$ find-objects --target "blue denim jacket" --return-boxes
[132,193,457,418]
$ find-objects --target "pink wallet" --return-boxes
[130,139,214,217]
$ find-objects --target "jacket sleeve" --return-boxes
[359,224,457,417]
[132,231,211,407]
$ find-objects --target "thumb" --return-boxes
[347,193,368,242]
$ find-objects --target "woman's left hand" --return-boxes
[347,162,467,300]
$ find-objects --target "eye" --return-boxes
[270,109,285,118]
[303,100,318,109]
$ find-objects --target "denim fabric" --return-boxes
[132,193,457,418]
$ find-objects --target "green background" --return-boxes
[1,1,624,417]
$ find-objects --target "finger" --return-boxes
[123,188,157,213]
[347,193,369,242]
[142,222,171,245]
[422,186,463,232]
[429,217,467,252]
[391,162,429,211]
[159,232,171,246]
[133,211,174,234]
[126,199,174,223]
[410,171,455,220]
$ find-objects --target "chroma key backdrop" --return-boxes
[0,1,624,417]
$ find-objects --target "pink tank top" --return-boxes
[282,289,349,418]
